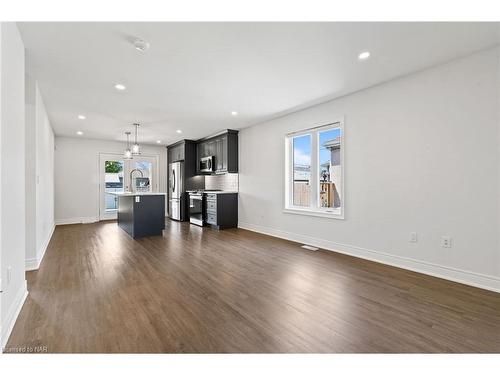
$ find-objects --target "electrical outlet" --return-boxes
[409,232,418,243]
[441,236,452,248]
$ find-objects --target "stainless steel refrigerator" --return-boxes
[168,161,184,220]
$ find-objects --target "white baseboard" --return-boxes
[1,280,28,350]
[25,223,55,271]
[25,258,39,271]
[238,221,500,293]
[55,216,98,225]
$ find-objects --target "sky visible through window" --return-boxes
[293,128,341,179]
[319,128,340,165]
[293,135,311,166]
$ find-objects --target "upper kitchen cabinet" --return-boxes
[167,142,185,162]
[166,140,202,188]
[197,138,217,159]
[196,129,238,174]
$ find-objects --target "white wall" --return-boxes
[35,85,55,264]
[0,20,3,351]
[24,78,55,270]
[239,47,500,292]
[55,137,168,224]
[0,23,27,349]
[25,75,37,271]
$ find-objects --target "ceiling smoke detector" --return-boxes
[133,38,150,52]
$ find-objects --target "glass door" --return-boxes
[99,154,125,221]
[130,155,158,193]
[99,153,159,221]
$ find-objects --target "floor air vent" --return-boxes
[301,244,319,251]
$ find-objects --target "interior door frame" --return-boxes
[98,152,160,221]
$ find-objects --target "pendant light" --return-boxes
[124,131,133,159]
[132,123,141,155]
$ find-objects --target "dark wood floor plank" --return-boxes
[5,220,500,353]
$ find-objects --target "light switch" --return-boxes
[135,196,140,203]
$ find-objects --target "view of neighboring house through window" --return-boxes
[319,127,341,209]
[286,121,343,217]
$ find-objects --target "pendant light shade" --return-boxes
[124,131,133,159]
[132,123,141,155]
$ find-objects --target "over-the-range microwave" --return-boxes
[200,156,214,173]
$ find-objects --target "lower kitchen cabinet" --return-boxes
[204,193,238,229]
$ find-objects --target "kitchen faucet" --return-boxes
[128,168,144,192]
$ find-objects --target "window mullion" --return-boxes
[286,137,293,208]
[310,131,319,209]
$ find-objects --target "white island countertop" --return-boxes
[186,190,239,195]
[205,191,238,195]
[108,192,167,196]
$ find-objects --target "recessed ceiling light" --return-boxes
[114,83,126,91]
[78,115,86,120]
[231,111,238,116]
[156,140,162,144]
[133,38,150,52]
[176,129,182,134]
[358,51,371,60]
[76,131,83,135]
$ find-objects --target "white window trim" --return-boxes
[284,119,344,220]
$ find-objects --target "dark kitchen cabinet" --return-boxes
[215,137,224,171]
[197,138,216,159]
[117,194,165,238]
[196,142,203,160]
[196,130,238,174]
[208,139,217,156]
[166,140,205,220]
[204,192,238,229]
[225,131,238,173]
[168,143,184,163]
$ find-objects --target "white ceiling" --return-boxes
[18,22,499,145]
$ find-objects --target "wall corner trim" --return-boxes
[238,221,500,294]
[25,223,55,271]
[1,280,28,350]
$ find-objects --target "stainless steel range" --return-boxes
[187,190,221,226]
[188,192,204,226]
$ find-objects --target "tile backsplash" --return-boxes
[205,173,239,191]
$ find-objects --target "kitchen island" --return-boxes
[109,192,166,239]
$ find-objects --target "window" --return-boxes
[285,121,343,218]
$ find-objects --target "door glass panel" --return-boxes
[293,134,311,207]
[132,160,153,192]
[319,127,341,208]
[104,160,124,211]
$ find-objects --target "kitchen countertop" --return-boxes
[108,192,167,196]
[186,190,238,195]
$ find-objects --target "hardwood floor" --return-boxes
[5,220,500,353]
